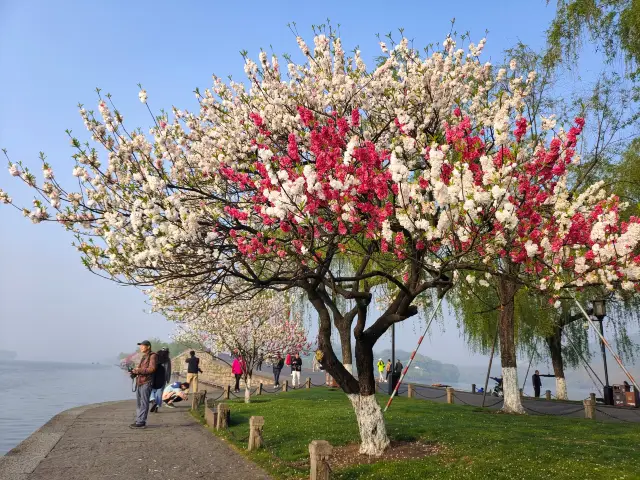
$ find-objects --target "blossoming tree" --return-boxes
[3,30,640,453]
[171,291,310,402]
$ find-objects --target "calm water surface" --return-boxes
[0,360,134,455]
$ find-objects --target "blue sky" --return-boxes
[0,0,624,371]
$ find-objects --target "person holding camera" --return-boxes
[129,340,157,429]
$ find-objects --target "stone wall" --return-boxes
[172,350,275,388]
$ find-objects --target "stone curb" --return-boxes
[0,401,124,480]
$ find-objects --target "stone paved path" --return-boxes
[0,400,271,480]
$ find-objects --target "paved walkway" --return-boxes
[0,399,270,480]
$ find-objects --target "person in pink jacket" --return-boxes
[231,356,245,393]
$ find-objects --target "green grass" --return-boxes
[193,389,640,480]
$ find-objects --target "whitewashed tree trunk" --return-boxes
[347,394,390,456]
[501,367,525,414]
[343,363,353,374]
[244,376,252,403]
[555,376,568,400]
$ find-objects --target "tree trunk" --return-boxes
[347,394,390,456]
[498,277,525,414]
[546,328,567,400]
[244,375,251,403]
[337,324,353,374]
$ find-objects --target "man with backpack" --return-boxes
[149,349,168,413]
[130,340,157,429]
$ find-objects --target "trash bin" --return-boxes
[613,385,626,406]
[388,372,400,395]
[625,389,639,407]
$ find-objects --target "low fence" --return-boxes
[185,373,640,423]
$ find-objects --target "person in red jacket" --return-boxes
[285,353,292,373]
[231,356,246,393]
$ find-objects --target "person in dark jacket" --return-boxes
[160,347,172,384]
[185,351,202,393]
[291,353,303,387]
[532,370,555,398]
[149,349,167,413]
[273,354,284,386]
[394,359,403,375]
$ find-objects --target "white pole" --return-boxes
[572,296,640,392]
[384,295,445,413]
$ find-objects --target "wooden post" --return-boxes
[224,385,230,400]
[258,382,263,396]
[408,384,414,398]
[248,416,265,451]
[583,398,596,420]
[191,390,206,410]
[283,380,289,393]
[471,384,476,393]
[204,406,217,428]
[306,377,311,389]
[309,440,333,480]
[590,392,596,404]
[519,388,524,400]
[216,403,230,430]
[545,390,552,401]
[446,387,454,404]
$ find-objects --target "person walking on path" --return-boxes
[130,340,157,429]
[386,359,392,381]
[291,353,303,387]
[532,370,555,398]
[394,359,403,375]
[185,351,202,393]
[257,353,264,371]
[232,356,245,393]
[273,354,284,386]
[160,347,172,384]
[149,349,167,413]
[377,358,385,382]
[285,353,292,373]
[312,355,319,372]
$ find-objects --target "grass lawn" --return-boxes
[193,388,640,480]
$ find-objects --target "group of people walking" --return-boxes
[377,358,403,382]
[269,352,303,388]
[228,351,303,392]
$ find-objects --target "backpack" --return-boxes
[152,363,166,389]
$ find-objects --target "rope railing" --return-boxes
[206,391,225,402]
[453,393,476,406]
[203,378,640,425]
[555,407,586,416]
[413,389,447,400]
[595,408,635,423]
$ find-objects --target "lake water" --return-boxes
[0,360,134,455]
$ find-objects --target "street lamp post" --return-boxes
[389,323,395,395]
[593,299,613,405]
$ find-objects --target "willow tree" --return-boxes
[546,0,640,79]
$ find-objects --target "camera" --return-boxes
[127,367,138,379]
